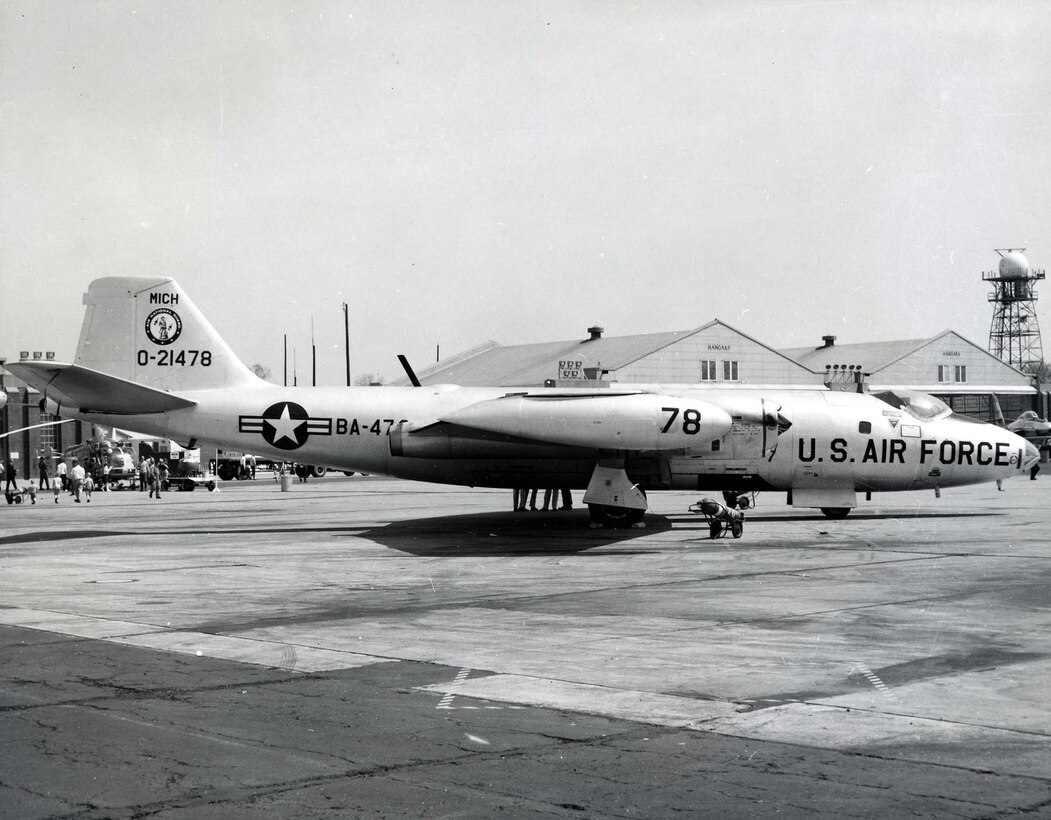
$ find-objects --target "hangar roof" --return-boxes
[781,338,930,372]
[403,329,697,387]
[399,325,1032,388]
[782,330,1029,379]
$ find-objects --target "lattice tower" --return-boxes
[983,248,1045,375]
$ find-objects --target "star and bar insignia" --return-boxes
[239,402,332,451]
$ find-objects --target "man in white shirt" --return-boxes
[70,458,86,503]
[56,459,68,492]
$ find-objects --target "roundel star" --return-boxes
[264,403,308,448]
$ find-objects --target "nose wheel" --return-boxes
[722,490,755,510]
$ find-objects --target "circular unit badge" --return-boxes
[145,308,183,345]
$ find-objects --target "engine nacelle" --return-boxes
[440,393,733,453]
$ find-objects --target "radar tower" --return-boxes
[983,248,1045,376]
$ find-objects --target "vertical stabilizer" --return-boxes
[76,277,259,391]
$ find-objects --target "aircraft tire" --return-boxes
[182,479,196,492]
[588,503,644,528]
[820,507,851,519]
[310,466,327,478]
[342,471,355,477]
[206,481,217,492]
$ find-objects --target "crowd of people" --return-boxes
[4,452,172,504]
[512,487,573,511]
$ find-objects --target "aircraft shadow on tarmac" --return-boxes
[669,510,1003,524]
[356,510,671,556]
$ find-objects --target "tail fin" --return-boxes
[76,277,259,391]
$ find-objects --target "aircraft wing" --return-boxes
[432,390,733,451]
[6,361,197,415]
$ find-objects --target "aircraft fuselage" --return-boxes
[76,383,1036,502]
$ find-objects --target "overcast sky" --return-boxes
[2,1,1049,384]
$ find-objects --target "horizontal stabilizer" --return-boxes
[6,361,196,415]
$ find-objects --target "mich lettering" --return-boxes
[149,292,179,305]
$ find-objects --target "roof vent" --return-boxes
[586,326,604,341]
[820,335,836,348]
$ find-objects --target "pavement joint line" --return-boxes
[0,607,394,673]
[423,673,740,726]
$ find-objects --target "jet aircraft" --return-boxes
[7,277,1040,527]
[1008,410,1051,441]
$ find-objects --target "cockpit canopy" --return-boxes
[873,390,952,421]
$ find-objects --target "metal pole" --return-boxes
[342,302,350,387]
[283,334,288,387]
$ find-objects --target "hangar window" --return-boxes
[937,365,949,383]
[700,360,717,381]
[722,360,739,381]
[954,365,967,383]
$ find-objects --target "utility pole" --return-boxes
[342,302,350,386]
[311,316,317,387]
[283,334,288,387]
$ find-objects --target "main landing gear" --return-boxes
[583,462,648,529]
[587,503,645,528]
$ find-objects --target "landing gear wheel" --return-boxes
[588,504,645,528]
[820,507,851,519]
[206,481,217,492]
[182,479,196,492]
[342,471,355,476]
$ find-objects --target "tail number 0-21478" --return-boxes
[137,349,212,367]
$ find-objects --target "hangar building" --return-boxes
[399,321,1048,423]
[783,331,1038,422]
[405,321,814,388]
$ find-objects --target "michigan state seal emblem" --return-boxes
[145,308,182,345]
